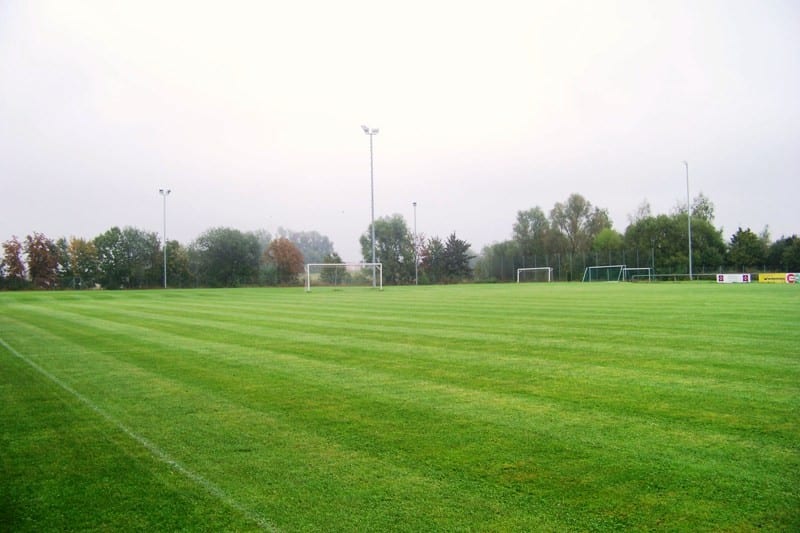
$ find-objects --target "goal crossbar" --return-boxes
[305,262,383,292]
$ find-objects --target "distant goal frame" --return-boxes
[622,267,653,282]
[582,264,626,282]
[305,262,383,292]
[581,264,654,282]
[516,267,553,283]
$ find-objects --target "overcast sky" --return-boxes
[1,1,798,261]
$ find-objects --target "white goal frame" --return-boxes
[305,262,383,292]
[622,267,652,282]
[516,267,553,283]
[582,264,626,282]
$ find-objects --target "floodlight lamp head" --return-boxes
[361,125,369,133]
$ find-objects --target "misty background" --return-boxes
[1,1,797,261]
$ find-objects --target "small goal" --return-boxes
[517,267,553,283]
[622,267,652,282]
[305,262,383,292]
[582,264,625,282]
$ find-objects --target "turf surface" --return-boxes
[1,283,798,531]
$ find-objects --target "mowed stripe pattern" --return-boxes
[1,284,798,531]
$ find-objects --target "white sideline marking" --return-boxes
[0,337,279,532]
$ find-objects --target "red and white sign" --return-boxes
[717,273,751,284]
[787,273,798,284]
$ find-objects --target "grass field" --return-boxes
[1,283,798,531]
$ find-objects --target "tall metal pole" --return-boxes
[362,125,379,287]
[683,161,693,281]
[159,188,171,288]
[413,201,418,285]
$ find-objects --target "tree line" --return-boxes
[2,192,798,289]
[477,193,800,281]
[0,227,334,290]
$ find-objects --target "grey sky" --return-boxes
[1,0,798,262]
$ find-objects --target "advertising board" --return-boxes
[758,273,798,284]
[716,273,751,284]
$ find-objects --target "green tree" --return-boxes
[442,233,473,282]
[68,237,99,289]
[164,240,192,288]
[728,228,767,270]
[360,214,414,284]
[625,213,725,275]
[319,252,349,285]
[123,227,160,287]
[690,217,726,273]
[94,227,127,288]
[474,240,519,282]
[54,237,72,288]
[593,228,624,254]
[24,232,59,289]
[513,207,548,267]
[190,227,261,287]
[766,235,800,271]
[627,200,652,225]
[550,193,611,256]
[673,192,715,221]
[94,227,160,289]
[420,236,447,284]
[692,192,715,221]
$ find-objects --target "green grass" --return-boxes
[1,283,798,531]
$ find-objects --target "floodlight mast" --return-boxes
[413,201,418,285]
[158,188,171,288]
[362,125,379,287]
[683,161,693,281]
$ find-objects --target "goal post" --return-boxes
[582,264,625,282]
[516,267,553,283]
[305,262,383,292]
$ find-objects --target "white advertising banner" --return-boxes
[716,273,752,284]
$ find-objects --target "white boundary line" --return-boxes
[0,336,279,532]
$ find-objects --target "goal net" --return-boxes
[305,262,383,292]
[517,267,553,283]
[622,267,652,282]
[582,264,625,282]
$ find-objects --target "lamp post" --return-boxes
[413,201,418,285]
[159,188,171,288]
[683,161,693,281]
[361,125,379,287]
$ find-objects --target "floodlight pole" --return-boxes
[683,161,693,281]
[362,125,379,287]
[413,201,418,285]
[159,188,171,288]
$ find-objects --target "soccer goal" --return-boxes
[305,262,383,292]
[582,264,625,282]
[622,267,653,282]
[517,267,553,283]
